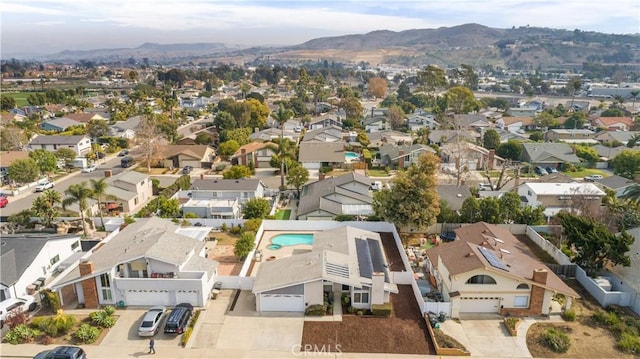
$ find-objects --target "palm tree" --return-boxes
[32,189,61,227]
[630,90,639,113]
[568,77,582,126]
[271,105,294,191]
[622,184,640,204]
[62,182,94,237]
[90,178,115,229]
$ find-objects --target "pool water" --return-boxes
[344,152,359,162]
[270,233,314,249]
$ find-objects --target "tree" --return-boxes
[574,145,598,163]
[367,77,387,98]
[386,105,405,130]
[217,140,240,156]
[482,129,501,150]
[245,98,270,129]
[534,112,560,130]
[136,115,164,172]
[31,189,61,227]
[223,165,252,179]
[372,152,440,229]
[224,128,251,146]
[286,163,309,198]
[0,125,27,151]
[157,197,180,218]
[459,197,481,223]
[242,198,271,219]
[8,158,39,184]
[267,138,297,191]
[497,140,523,161]
[339,97,363,120]
[558,212,634,277]
[612,150,640,179]
[271,105,294,191]
[1,95,16,110]
[417,65,447,94]
[630,90,639,112]
[194,132,213,145]
[234,232,255,260]
[87,119,109,139]
[62,182,93,237]
[567,77,582,114]
[356,132,370,147]
[516,205,546,225]
[89,178,114,229]
[453,64,478,90]
[445,86,479,114]
[29,149,58,175]
[55,148,77,169]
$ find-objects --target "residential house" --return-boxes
[298,141,347,171]
[231,142,276,168]
[110,116,142,139]
[441,142,504,171]
[424,222,579,318]
[594,175,636,198]
[406,112,439,131]
[454,114,491,131]
[543,129,597,144]
[48,218,217,308]
[308,117,342,130]
[253,226,398,312]
[437,185,472,212]
[302,125,344,142]
[40,118,83,132]
[593,144,627,161]
[565,100,590,112]
[508,106,539,117]
[1,233,82,301]
[592,117,635,131]
[281,119,303,133]
[249,127,300,143]
[495,117,536,133]
[517,182,606,218]
[104,171,153,214]
[367,130,414,148]
[495,129,528,143]
[594,131,640,146]
[0,151,29,184]
[378,143,436,169]
[428,130,478,146]
[28,135,91,157]
[175,126,219,147]
[63,113,106,124]
[297,172,373,220]
[0,113,26,125]
[161,145,216,169]
[363,115,387,133]
[180,178,267,218]
[521,143,580,167]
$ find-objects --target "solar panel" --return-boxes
[367,238,389,282]
[478,246,509,272]
[355,239,374,278]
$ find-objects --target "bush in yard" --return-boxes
[103,305,116,316]
[305,304,326,316]
[181,327,193,347]
[342,293,350,306]
[42,289,61,312]
[39,335,54,345]
[233,232,255,260]
[618,332,640,354]
[188,310,201,329]
[75,324,100,344]
[543,327,571,353]
[90,308,116,328]
[229,225,242,234]
[4,310,29,330]
[40,311,76,337]
[593,310,620,326]
[4,324,40,344]
[371,303,392,317]
[562,309,576,322]
[242,218,262,234]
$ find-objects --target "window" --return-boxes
[353,292,369,304]
[134,197,139,205]
[516,283,529,290]
[71,241,80,250]
[514,295,529,308]
[342,285,350,291]
[100,273,113,301]
[465,275,497,285]
[50,255,60,266]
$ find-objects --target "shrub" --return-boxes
[42,289,61,312]
[342,294,350,306]
[305,304,326,316]
[505,317,519,330]
[356,310,364,316]
[103,305,116,316]
[4,311,29,330]
[593,310,620,326]
[90,309,115,328]
[220,223,229,232]
[4,324,40,344]
[618,332,640,354]
[215,163,227,172]
[229,225,242,234]
[543,328,571,353]
[242,218,262,234]
[75,324,100,344]
[347,306,355,314]
[562,309,576,322]
[39,335,54,345]
[181,327,193,347]
[371,303,392,317]
[188,310,201,329]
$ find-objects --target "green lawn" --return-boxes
[275,209,291,220]
[562,168,609,178]
[367,168,389,177]
[2,91,44,107]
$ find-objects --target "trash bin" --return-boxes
[439,311,447,322]
[117,300,126,308]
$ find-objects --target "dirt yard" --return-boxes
[207,232,243,276]
[301,285,436,355]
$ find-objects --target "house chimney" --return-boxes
[488,149,495,170]
[398,150,405,169]
[532,268,548,285]
[371,272,385,305]
[319,173,325,181]
[241,148,247,166]
[79,260,99,309]
[104,170,112,178]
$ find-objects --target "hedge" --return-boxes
[305,304,326,316]
[159,175,191,198]
[371,302,392,317]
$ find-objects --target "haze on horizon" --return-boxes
[2,0,639,59]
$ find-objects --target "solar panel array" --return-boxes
[367,238,389,282]
[355,239,373,278]
[478,246,509,272]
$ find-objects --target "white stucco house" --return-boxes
[28,135,92,157]
[178,178,268,218]
[1,234,82,301]
[48,218,217,308]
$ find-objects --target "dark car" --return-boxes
[182,165,193,174]
[34,346,86,359]
[97,152,105,159]
[164,303,193,334]
[120,156,134,168]
[118,149,129,157]
[534,166,548,176]
[546,166,558,173]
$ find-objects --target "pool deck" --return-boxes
[252,230,319,276]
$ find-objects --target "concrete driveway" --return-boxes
[440,314,532,358]
[100,307,183,351]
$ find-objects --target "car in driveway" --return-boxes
[534,166,548,176]
[182,165,193,174]
[82,164,97,173]
[138,306,166,336]
[34,181,54,192]
[164,303,193,334]
[34,345,87,359]
[0,295,37,328]
[118,149,129,157]
[0,196,7,208]
[584,174,603,182]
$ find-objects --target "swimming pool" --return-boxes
[269,233,314,249]
[345,151,359,162]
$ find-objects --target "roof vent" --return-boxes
[1,241,5,246]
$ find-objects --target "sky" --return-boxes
[2,0,639,58]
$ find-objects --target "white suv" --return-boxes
[0,295,37,328]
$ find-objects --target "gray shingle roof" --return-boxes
[302,126,344,142]
[522,143,580,163]
[190,178,265,191]
[298,141,346,163]
[379,143,435,161]
[30,135,88,145]
[595,175,635,190]
[437,185,472,211]
[298,172,372,217]
[44,118,82,129]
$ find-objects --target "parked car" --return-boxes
[97,152,106,159]
[534,166,548,176]
[0,295,37,329]
[478,183,492,191]
[137,306,166,336]
[584,174,603,182]
[164,303,193,334]
[118,149,129,157]
[182,165,193,174]
[34,181,54,192]
[34,346,87,359]
[120,156,134,168]
[0,196,8,208]
[546,167,558,173]
[82,164,97,173]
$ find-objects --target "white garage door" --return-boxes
[176,290,200,306]
[459,297,500,313]
[260,294,305,312]
[125,290,173,307]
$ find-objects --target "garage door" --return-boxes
[260,294,304,312]
[176,290,200,306]
[459,297,500,313]
[125,290,173,307]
